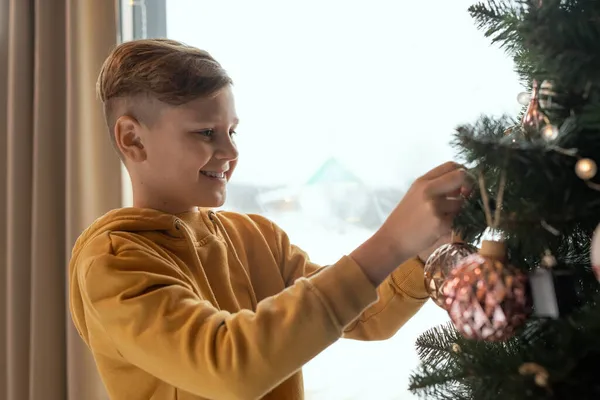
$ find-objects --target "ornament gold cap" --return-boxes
[479,240,507,261]
[451,231,464,243]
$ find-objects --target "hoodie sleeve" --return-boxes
[269,219,429,341]
[78,232,379,400]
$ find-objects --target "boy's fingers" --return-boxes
[461,170,476,195]
[420,161,464,181]
[446,188,461,199]
[426,168,468,197]
[460,186,473,198]
[435,197,464,214]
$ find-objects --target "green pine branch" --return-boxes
[450,117,600,267]
[409,0,600,398]
[410,309,600,399]
[469,1,524,56]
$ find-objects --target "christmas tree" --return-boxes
[408,1,600,399]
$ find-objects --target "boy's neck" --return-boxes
[132,195,199,215]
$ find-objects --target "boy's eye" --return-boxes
[192,129,236,138]
[195,129,214,137]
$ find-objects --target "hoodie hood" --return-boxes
[70,207,220,268]
[69,207,225,342]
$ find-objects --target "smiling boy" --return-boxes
[69,39,470,400]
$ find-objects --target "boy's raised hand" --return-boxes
[351,161,471,286]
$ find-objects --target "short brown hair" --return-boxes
[97,39,232,154]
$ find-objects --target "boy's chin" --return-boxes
[195,194,226,209]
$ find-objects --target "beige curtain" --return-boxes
[1,1,122,399]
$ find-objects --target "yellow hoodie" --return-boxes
[69,207,428,400]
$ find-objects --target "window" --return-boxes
[121,1,522,398]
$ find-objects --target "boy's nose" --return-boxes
[215,140,239,160]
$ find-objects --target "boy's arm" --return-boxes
[77,234,380,400]
[343,258,428,340]
[266,218,429,341]
[76,161,466,400]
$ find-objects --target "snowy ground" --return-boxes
[264,211,451,399]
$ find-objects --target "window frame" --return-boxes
[118,0,168,207]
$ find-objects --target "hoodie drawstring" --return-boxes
[173,218,221,309]
[208,211,258,310]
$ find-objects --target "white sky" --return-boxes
[164,1,523,398]
[166,0,523,188]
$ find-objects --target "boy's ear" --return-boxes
[114,115,147,163]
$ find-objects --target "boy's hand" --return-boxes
[351,162,470,285]
[417,232,452,263]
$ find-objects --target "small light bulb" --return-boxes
[575,158,597,180]
[517,92,531,106]
[541,124,558,141]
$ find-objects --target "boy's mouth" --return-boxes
[200,170,226,179]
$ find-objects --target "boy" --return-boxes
[69,39,469,400]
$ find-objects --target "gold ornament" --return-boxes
[575,158,597,180]
[451,343,461,353]
[424,242,477,308]
[541,124,558,141]
[541,249,557,268]
[519,362,550,388]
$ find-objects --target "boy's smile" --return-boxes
[116,85,239,214]
[200,170,227,180]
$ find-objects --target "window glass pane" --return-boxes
[127,1,523,397]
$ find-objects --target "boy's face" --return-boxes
[125,86,239,213]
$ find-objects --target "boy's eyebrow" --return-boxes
[189,116,240,125]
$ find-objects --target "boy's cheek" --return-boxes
[227,161,238,180]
